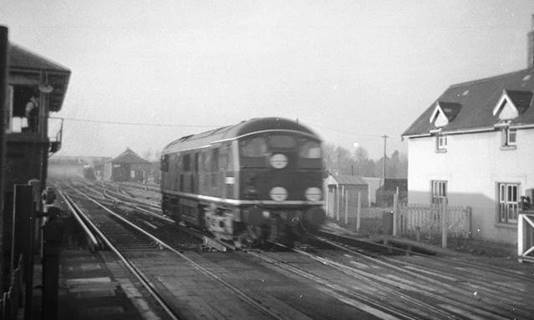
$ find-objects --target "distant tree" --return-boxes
[375,150,407,179]
[322,143,337,174]
[322,143,407,178]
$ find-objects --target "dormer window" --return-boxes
[493,90,532,120]
[429,102,462,128]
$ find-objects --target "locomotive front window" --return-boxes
[240,137,267,157]
[299,140,321,159]
[268,135,296,149]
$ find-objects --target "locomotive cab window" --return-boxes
[240,137,267,157]
[299,140,321,159]
[268,134,296,149]
[298,138,322,168]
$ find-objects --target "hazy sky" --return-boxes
[2,0,534,159]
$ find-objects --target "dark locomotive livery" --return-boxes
[160,117,325,245]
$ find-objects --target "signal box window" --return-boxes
[498,183,519,224]
[6,85,40,133]
[431,180,447,204]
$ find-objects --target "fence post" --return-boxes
[466,207,472,239]
[441,198,448,248]
[345,189,349,225]
[336,186,341,222]
[393,187,398,237]
[356,191,361,232]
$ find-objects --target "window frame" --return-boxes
[497,182,519,224]
[435,134,447,152]
[501,127,517,149]
[431,180,447,204]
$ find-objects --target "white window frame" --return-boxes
[436,135,447,152]
[431,180,447,204]
[502,127,517,147]
[497,183,519,224]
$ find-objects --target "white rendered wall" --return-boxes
[407,128,534,244]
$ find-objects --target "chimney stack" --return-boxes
[528,15,534,68]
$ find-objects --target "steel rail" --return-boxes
[311,235,523,319]
[282,243,470,320]
[320,226,534,282]
[58,189,100,250]
[70,188,286,320]
[246,248,413,320]
[62,188,181,320]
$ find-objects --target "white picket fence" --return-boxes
[397,203,472,239]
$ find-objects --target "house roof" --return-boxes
[111,148,150,164]
[328,175,367,186]
[403,68,534,137]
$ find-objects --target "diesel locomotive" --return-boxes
[160,117,325,246]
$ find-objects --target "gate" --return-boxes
[518,212,534,263]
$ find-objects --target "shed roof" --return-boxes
[111,148,150,164]
[327,175,367,186]
[403,68,534,137]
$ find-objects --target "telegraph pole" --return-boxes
[382,135,388,186]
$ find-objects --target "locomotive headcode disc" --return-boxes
[270,153,288,169]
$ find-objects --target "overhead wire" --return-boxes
[49,116,218,128]
[50,116,398,141]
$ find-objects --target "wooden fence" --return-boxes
[397,203,472,239]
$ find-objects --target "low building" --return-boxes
[104,148,151,182]
[325,174,369,219]
[402,18,534,244]
[361,177,382,206]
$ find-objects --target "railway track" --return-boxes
[58,179,534,319]
[271,232,534,320]
[59,186,310,319]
